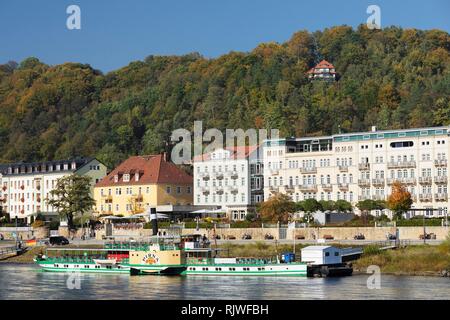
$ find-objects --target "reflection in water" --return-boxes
[0,264,449,300]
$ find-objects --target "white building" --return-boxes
[264,126,450,219]
[0,157,107,223]
[193,146,264,221]
[301,246,342,265]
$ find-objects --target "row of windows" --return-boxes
[196,164,246,173]
[197,178,244,187]
[101,186,191,196]
[268,168,449,186]
[197,193,246,203]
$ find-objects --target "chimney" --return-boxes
[371,126,377,132]
[150,207,158,236]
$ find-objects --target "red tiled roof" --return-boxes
[307,60,336,74]
[95,154,192,187]
[193,145,259,162]
[315,60,335,69]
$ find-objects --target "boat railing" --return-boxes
[104,242,180,252]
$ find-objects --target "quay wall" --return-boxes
[0,227,48,240]
[94,226,450,241]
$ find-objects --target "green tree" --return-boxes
[319,200,336,212]
[47,175,95,229]
[335,200,353,213]
[302,198,322,213]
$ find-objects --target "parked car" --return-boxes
[419,233,436,240]
[295,235,305,240]
[49,236,69,246]
[242,233,252,240]
[354,233,365,240]
[323,234,334,240]
[226,235,236,240]
[386,233,397,240]
[264,233,274,240]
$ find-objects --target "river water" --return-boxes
[0,263,448,300]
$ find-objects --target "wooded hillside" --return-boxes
[0,25,449,168]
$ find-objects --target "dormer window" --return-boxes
[123,174,130,182]
[56,164,60,171]
[71,162,76,170]
[134,173,139,182]
[63,164,68,170]
[114,175,119,183]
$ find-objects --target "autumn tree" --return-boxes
[258,193,295,224]
[47,175,95,229]
[387,181,413,220]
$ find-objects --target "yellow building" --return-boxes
[94,154,193,216]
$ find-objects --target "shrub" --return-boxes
[49,221,60,230]
[31,220,45,228]
[363,245,382,256]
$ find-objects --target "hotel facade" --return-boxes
[93,154,193,217]
[193,146,264,221]
[0,158,107,223]
[263,126,450,219]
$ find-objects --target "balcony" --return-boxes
[132,194,144,202]
[268,186,279,193]
[434,159,447,167]
[387,178,416,185]
[372,178,385,186]
[228,187,239,195]
[419,193,432,202]
[321,184,333,191]
[201,188,210,196]
[269,169,279,176]
[284,185,295,194]
[418,176,432,185]
[215,188,224,195]
[434,176,448,184]
[214,172,224,180]
[338,183,349,191]
[298,184,318,192]
[338,165,349,172]
[387,161,416,169]
[103,195,113,203]
[357,179,370,187]
[372,194,385,201]
[358,195,371,201]
[435,193,448,201]
[228,171,239,179]
[300,167,317,174]
[358,163,370,171]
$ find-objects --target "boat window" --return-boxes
[325,252,330,256]
[334,252,339,256]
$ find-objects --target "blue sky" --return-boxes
[1,0,449,72]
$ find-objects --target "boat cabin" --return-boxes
[301,246,342,265]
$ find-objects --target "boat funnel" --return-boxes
[149,207,158,236]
